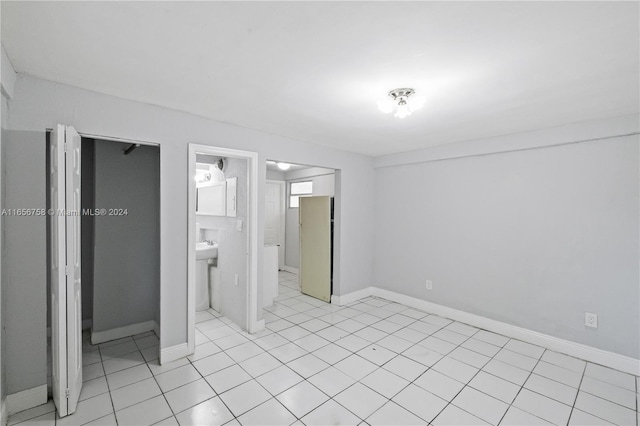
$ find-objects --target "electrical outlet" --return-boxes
[234,274,239,286]
[425,280,433,290]
[585,312,598,328]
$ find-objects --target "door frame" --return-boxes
[187,144,261,354]
[266,179,286,270]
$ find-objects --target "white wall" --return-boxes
[5,75,375,361]
[92,140,160,334]
[284,169,335,269]
[374,130,639,358]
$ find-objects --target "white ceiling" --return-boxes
[2,2,638,156]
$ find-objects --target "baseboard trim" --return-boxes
[82,319,92,331]
[281,266,298,275]
[6,385,47,416]
[1,398,7,426]
[160,343,190,365]
[91,320,157,345]
[334,286,640,376]
[331,287,373,306]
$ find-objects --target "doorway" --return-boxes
[46,125,161,417]
[264,161,336,303]
[187,144,260,354]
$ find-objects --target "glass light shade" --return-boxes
[394,103,411,119]
[277,162,291,171]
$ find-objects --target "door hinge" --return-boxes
[64,141,67,153]
[65,266,70,276]
[65,388,70,398]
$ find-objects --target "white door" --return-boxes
[50,124,83,417]
[299,196,332,302]
[265,181,284,269]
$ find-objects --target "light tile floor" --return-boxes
[9,271,640,425]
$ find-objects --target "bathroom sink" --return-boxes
[196,242,218,260]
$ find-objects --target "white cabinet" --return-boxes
[196,181,226,216]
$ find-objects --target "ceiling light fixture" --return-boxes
[277,162,291,171]
[377,88,425,119]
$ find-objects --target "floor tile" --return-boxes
[512,388,572,425]
[366,401,423,426]
[287,353,329,378]
[356,344,396,366]
[402,344,443,367]
[257,365,304,396]
[219,380,272,417]
[432,329,468,345]
[8,402,56,426]
[102,350,145,374]
[360,367,409,399]
[115,395,172,426]
[449,346,491,368]
[473,330,509,347]
[335,334,371,352]
[418,336,457,355]
[445,321,479,337]
[277,381,329,418]
[383,355,428,381]
[57,393,113,426]
[433,404,489,425]
[308,366,356,397]
[226,341,264,363]
[500,406,552,425]
[79,376,109,401]
[302,400,361,426]
[461,338,501,357]
[164,379,216,414]
[293,333,330,352]
[568,408,614,425]
[353,326,388,343]
[106,363,152,390]
[414,368,465,401]
[584,363,636,391]
[154,364,201,393]
[90,412,118,425]
[533,361,582,388]
[334,354,378,380]
[393,327,427,344]
[494,348,538,371]
[468,371,520,404]
[110,377,162,411]
[239,352,282,377]
[147,357,189,376]
[15,412,56,426]
[392,383,448,423]
[580,375,636,409]
[540,350,586,373]
[269,342,308,363]
[253,333,289,350]
[82,362,105,382]
[433,356,479,383]
[192,352,235,376]
[205,364,252,394]
[237,399,297,426]
[334,383,387,420]
[312,343,352,364]
[482,359,530,386]
[376,335,414,354]
[573,390,637,425]
[100,340,139,360]
[453,386,508,425]
[524,373,577,406]
[504,340,544,359]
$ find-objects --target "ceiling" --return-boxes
[2,2,638,157]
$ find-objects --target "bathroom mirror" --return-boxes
[196,159,226,216]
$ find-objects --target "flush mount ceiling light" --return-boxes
[377,88,425,119]
[277,162,291,170]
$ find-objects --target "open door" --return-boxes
[299,196,332,302]
[50,124,83,417]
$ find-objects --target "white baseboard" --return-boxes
[281,266,298,275]
[334,286,640,376]
[160,343,190,365]
[91,320,157,345]
[1,398,7,426]
[6,385,47,416]
[331,287,373,306]
[82,319,92,331]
